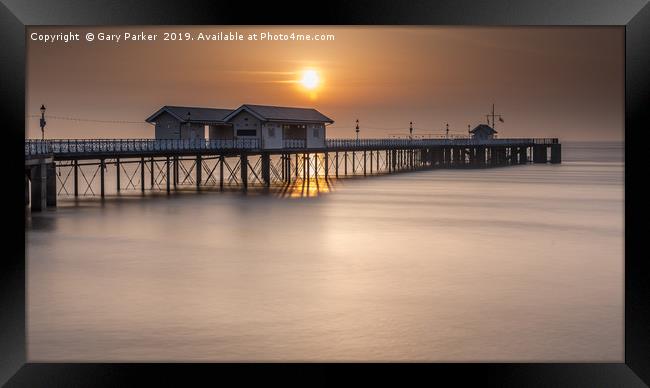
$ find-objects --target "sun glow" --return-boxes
[300,69,320,90]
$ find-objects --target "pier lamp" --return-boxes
[355,119,360,142]
[39,104,46,140]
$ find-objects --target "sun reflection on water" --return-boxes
[277,178,333,198]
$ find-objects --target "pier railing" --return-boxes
[325,138,558,148]
[25,137,558,156]
[283,139,307,148]
[25,138,260,156]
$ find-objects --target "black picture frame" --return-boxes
[2,0,648,386]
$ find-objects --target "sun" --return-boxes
[300,69,320,90]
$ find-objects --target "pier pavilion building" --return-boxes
[146,104,334,149]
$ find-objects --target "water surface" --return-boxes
[27,142,624,361]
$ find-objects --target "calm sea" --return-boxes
[26,141,624,361]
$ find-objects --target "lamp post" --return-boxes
[409,121,413,141]
[39,104,46,140]
[355,119,360,142]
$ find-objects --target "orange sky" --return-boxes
[26,26,623,141]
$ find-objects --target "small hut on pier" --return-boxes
[470,124,497,140]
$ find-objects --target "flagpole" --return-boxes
[492,103,497,131]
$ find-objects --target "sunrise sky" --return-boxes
[26,26,623,141]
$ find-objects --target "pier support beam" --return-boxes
[219,155,225,190]
[261,153,271,187]
[100,159,105,199]
[116,158,121,192]
[533,145,548,163]
[140,157,145,192]
[73,159,79,197]
[335,152,339,178]
[173,156,178,188]
[324,152,329,179]
[240,153,248,192]
[166,156,171,194]
[519,147,528,164]
[46,163,57,207]
[25,173,29,206]
[453,147,462,166]
[150,157,154,188]
[476,146,486,167]
[550,144,562,164]
[499,147,507,165]
[196,155,202,188]
[284,154,289,183]
[363,151,367,176]
[30,163,47,211]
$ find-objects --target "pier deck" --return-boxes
[25,137,561,211]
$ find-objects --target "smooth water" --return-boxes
[26,142,624,361]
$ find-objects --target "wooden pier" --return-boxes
[24,137,561,211]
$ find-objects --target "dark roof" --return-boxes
[146,106,234,123]
[225,104,334,124]
[470,124,498,134]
